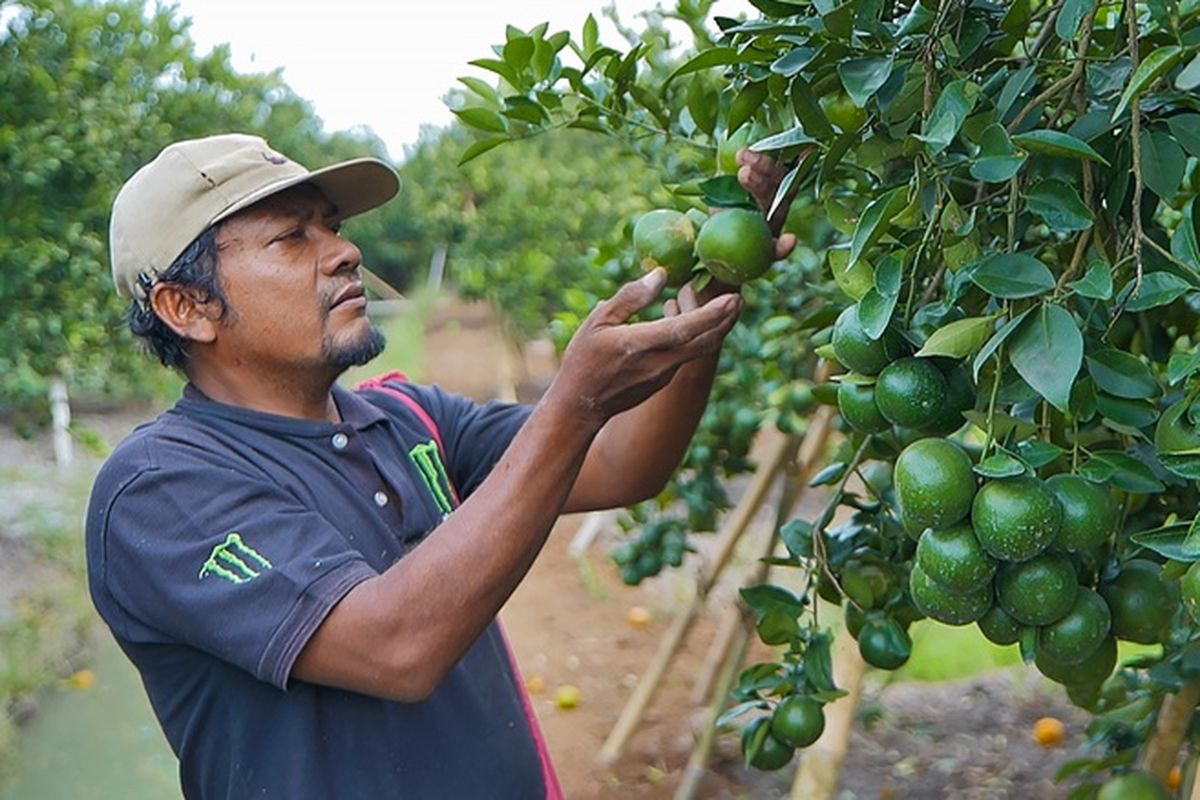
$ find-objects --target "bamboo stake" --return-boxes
[690,603,743,705]
[1143,681,1200,783]
[595,433,795,764]
[789,629,869,800]
[675,476,803,800]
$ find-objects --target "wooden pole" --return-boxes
[49,376,73,470]
[690,603,743,705]
[789,628,869,800]
[595,433,796,765]
[675,476,803,800]
[1143,681,1200,783]
[568,509,617,560]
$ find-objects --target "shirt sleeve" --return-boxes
[87,437,378,691]
[397,383,533,498]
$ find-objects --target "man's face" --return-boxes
[210,184,385,375]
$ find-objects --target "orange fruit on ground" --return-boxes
[626,606,652,629]
[525,675,544,694]
[1167,765,1182,792]
[1032,716,1065,747]
[554,684,581,710]
[68,669,96,691]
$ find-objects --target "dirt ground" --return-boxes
[0,296,1098,799]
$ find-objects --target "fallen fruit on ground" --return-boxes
[553,684,581,709]
[1032,716,1065,748]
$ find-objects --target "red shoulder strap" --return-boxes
[356,371,446,455]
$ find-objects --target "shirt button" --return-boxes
[374,491,389,507]
[331,432,349,450]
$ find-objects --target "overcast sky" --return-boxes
[171,1,730,162]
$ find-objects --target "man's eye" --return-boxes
[328,221,343,235]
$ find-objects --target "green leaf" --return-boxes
[1078,451,1165,492]
[1112,46,1186,121]
[741,716,770,768]
[975,452,1028,478]
[809,461,848,487]
[668,47,762,84]
[896,2,935,36]
[1168,114,1200,157]
[1095,393,1159,428]
[859,287,899,340]
[1026,179,1095,233]
[1172,199,1200,271]
[790,77,835,141]
[1001,0,1032,37]
[1056,0,1097,40]
[729,81,769,135]
[849,187,906,267]
[1008,305,1083,412]
[582,13,598,53]
[1140,131,1186,199]
[750,126,817,153]
[698,175,758,209]
[688,80,718,137]
[997,66,1036,119]
[452,107,507,133]
[1125,271,1193,312]
[740,584,806,619]
[973,307,1034,380]
[457,135,508,166]
[971,253,1055,299]
[772,46,818,77]
[779,518,813,560]
[971,123,1027,183]
[804,633,839,693]
[1086,349,1161,399]
[716,700,769,729]
[500,96,549,125]
[749,0,807,17]
[1176,53,1200,91]
[767,159,807,221]
[1130,521,1200,562]
[915,79,979,156]
[1068,260,1113,299]
[457,77,500,106]
[916,315,999,358]
[1012,130,1110,164]
[469,58,520,87]
[1168,349,1200,385]
[1018,440,1064,468]
[837,55,893,108]
[502,36,534,74]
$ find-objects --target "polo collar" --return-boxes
[176,382,387,435]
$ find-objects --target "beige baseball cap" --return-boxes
[109,132,402,302]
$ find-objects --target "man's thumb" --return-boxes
[603,267,667,321]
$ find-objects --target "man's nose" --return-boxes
[322,227,362,276]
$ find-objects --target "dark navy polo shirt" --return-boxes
[85,377,560,799]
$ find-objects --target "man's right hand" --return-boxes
[551,267,742,427]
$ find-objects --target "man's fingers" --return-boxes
[664,298,680,317]
[599,267,667,323]
[630,294,741,348]
[678,283,699,313]
[775,233,797,260]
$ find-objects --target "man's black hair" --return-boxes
[127,225,229,369]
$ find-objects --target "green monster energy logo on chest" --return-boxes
[409,440,455,515]
[199,532,273,584]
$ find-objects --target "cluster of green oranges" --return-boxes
[632,207,776,287]
[609,518,689,585]
[831,305,974,438]
[742,693,827,771]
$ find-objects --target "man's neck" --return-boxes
[185,362,342,423]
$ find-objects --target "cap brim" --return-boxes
[215,157,405,299]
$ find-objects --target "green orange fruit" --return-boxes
[909,563,992,625]
[972,477,1062,562]
[1045,474,1116,552]
[837,382,890,433]
[1037,588,1112,664]
[830,305,907,375]
[995,554,1077,626]
[1099,559,1178,644]
[894,438,977,534]
[1183,561,1200,623]
[916,522,997,595]
[1036,635,1117,689]
[632,209,697,287]
[1097,771,1171,800]
[857,617,912,670]
[771,696,825,748]
[695,209,775,284]
[874,358,949,429]
[977,604,1023,645]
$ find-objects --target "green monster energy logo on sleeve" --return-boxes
[199,532,273,584]
[409,440,455,515]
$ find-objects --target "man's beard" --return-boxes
[322,323,387,370]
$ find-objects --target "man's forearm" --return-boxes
[566,349,720,512]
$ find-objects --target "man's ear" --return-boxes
[149,283,221,345]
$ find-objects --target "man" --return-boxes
[86,133,794,798]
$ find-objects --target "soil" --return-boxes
[1,295,1097,799]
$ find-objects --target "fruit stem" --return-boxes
[1142,680,1200,783]
[809,436,874,612]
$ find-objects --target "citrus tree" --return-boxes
[0,0,410,413]
[460,1,1200,794]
